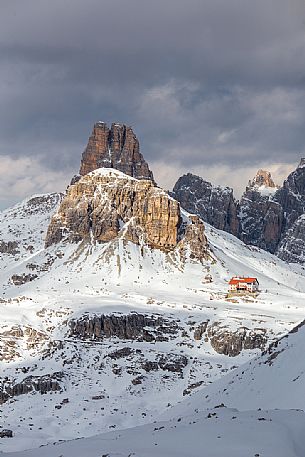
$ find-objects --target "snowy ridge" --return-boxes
[89,167,138,180]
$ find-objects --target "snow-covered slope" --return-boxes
[165,318,305,416]
[5,408,305,457]
[5,317,305,456]
[0,193,63,272]
[1,176,305,454]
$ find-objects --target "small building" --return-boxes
[228,276,259,293]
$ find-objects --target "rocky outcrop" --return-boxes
[25,194,63,215]
[0,241,19,255]
[207,323,267,357]
[172,173,239,235]
[0,372,64,404]
[108,347,134,360]
[79,122,155,182]
[0,430,13,438]
[142,354,188,373]
[10,273,38,286]
[45,169,210,262]
[0,325,49,362]
[69,313,180,342]
[193,321,209,340]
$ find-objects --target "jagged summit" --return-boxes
[247,169,276,189]
[173,159,305,262]
[298,157,305,168]
[79,122,155,183]
[172,173,239,236]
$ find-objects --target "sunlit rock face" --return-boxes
[79,122,155,183]
[45,168,210,262]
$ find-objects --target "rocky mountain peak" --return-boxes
[172,173,239,236]
[45,169,211,263]
[248,169,276,189]
[298,158,305,168]
[79,122,155,183]
[282,158,305,193]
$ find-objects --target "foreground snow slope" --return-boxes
[5,408,305,457]
[164,319,305,417]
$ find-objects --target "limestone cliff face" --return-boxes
[79,122,155,182]
[172,173,239,236]
[273,159,305,233]
[276,214,305,264]
[272,159,305,263]
[172,170,281,251]
[238,170,282,253]
[238,191,283,253]
[45,169,210,262]
[173,163,305,263]
[69,313,180,342]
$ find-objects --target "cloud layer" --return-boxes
[0,0,305,207]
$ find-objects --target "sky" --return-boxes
[0,0,305,209]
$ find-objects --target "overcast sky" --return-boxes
[0,0,305,209]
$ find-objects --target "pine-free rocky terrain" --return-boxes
[1,122,305,456]
[172,161,305,263]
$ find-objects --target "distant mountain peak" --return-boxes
[298,157,305,168]
[171,173,239,236]
[248,169,276,189]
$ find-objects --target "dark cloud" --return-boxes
[0,0,305,207]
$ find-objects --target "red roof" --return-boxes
[229,277,258,285]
